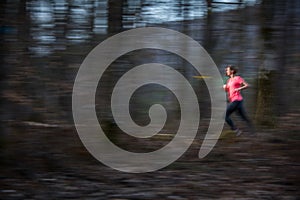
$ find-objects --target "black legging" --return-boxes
[225,100,252,130]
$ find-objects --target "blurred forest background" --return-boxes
[0,0,299,199]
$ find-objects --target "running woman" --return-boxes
[223,65,254,136]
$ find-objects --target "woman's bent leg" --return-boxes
[225,101,239,130]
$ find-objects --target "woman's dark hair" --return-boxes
[226,65,238,74]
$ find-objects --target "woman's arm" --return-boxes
[235,80,249,91]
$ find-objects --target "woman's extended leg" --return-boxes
[237,101,255,134]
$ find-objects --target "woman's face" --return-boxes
[225,67,233,76]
